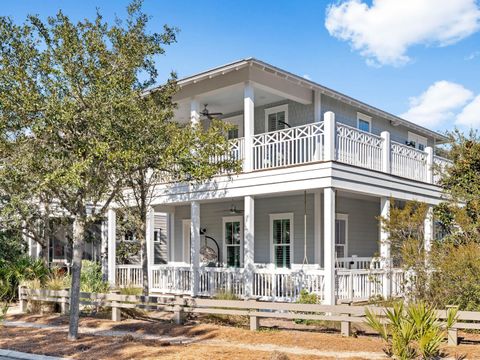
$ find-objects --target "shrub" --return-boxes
[365,301,457,359]
[119,285,142,296]
[79,260,109,293]
[205,291,248,327]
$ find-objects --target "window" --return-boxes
[265,105,289,132]
[270,213,293,268]
[223,216,243,267]
[153,213,168,265]
[224,115,243,139]
[227,126,239,140]
[357,113,372,133]
[335,214,348,259]
[408,132,427,151]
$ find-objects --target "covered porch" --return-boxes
[110,190,428,303]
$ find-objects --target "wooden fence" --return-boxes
[18,286,479,346]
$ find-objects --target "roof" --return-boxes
[171,58,448,143]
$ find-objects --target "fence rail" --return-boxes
[18,286,473,344]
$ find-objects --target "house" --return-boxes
[29,58,451,304]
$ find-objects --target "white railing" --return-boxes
[198,267,245,297]
[433,155,452,184]
[116,265,143,287]
[209,137,245,173]
[335,257,380,270]
[252,268,325,301]
[336,269,384,300]
[391,269,406,297]
[150,265,192,294]
[336,124,383,171]
[391,141,428,182]
[252,123,324,170]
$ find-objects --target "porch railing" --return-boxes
[336,124,383,172]
[433,155,452,184]
[335,256,380,270]
[252,122,324,170]
[391,141,428,182]
[116,265,143,288]
[198,267,245,297]
[336,269,384,300]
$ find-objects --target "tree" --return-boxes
[0,1,178,339]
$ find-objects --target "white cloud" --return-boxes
[303,74,312,80]
[456,95,480,127]
[325,0,480,66]
[465,51,480,60]
[400,81,474,128]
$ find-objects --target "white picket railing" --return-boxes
[116,265,143,287]
[336,269,384,301]
[335,257,380,270]
[336,124,384,171]
[433,155,452,184]
[252,123,324,170]
[150,265,192,294]
[391,141,428,182]
[198,267,245,297]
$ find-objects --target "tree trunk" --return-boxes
[139,212,148,296]
[68,216,86,341]
[38,241,48,264]
[101,220,108,282]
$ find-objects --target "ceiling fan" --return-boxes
[200,104,223,120]
[217,204,243,215]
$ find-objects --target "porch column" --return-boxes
[190,97,200,126]
[380,197,391,298]
[243,81,254,172]
[100,218,108,282]
[323,112,336,162]
[314,190,322,265]
[107,208,117,286]
[323,187,336,305]
[145,206,154,290]
[244,195,255,298]
[424,205,434,259]
[425,147,434,183]
[381,131,391,174]
[190,201,201,296]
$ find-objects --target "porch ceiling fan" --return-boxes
[200,104,223,119]
[217,204,243,215]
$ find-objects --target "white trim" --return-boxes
[335,213,349,259]
[222,216,244,267]
[182,219,191,263]
[269,212,294,268]
[357,112,372,133]
[265,104,289,132]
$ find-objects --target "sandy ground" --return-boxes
[0,312,479,359]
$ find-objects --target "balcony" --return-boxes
[223,114,451,184]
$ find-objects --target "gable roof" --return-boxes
[174,58,448,143]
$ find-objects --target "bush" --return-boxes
[205,291,248,327]
[365,301,457,359]
[79,260,109,293]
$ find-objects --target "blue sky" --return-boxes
[2,0,480,132]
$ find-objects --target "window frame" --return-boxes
[265,104,289,132]
[407,131,428,151]
[222,216,244,267]
[269,212,294,268]
[335,213,349,259]
[357,112,372,133]
[223,114,243,139]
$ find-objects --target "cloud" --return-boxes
[456,95,480,127]
[400,81,473,128]
[303,74,312,80]
[325,0,480,66]
[465,51,480,60]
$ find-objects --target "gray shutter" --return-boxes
[154,213,168,264]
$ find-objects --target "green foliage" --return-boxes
[213,290,241,301]
[118,285,142,296]
[296,289,319,304]
[365,302,457,360]
[78,260,109,293]
[116,240,141,265]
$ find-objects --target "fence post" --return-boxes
[61,287,70,315]
[425,146,434,183]
[18,285,27,313]
[446,305,459,346]
[381,131,391,174]
[348,273,354,300]
[340,301,352,337]
[248,299,260,331]
[173,295,185,325]
[110,289,121,322]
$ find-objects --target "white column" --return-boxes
[314,190,322,265]
[243,81,255,172]
[380,197,391,298]
[145,206,154,289]
[323,187,336,305]
[323,112,336,162]
[190,201,201,296]
[425,147,434,183]
[381,131,391,174]
[244,195,255,298]
[424,205,434,255]
[107,208,117,286]
[190,97,200,126]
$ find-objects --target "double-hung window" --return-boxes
[357,112,372,133]
[265,105,289,132]
[223,216,243,267]
[270,213,293,268]
[335,214,348,259]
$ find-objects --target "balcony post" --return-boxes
[323,111,336,162]
[243,81,254,172]
[380,197,391,299]
[381,131,391,174]
[244,195,255,298]
[425,147,434,183]
[314,190,322,265]
[190,97,200,126]
[107,208,116,286]
[190,201,201,296]
[323,187,336,305]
